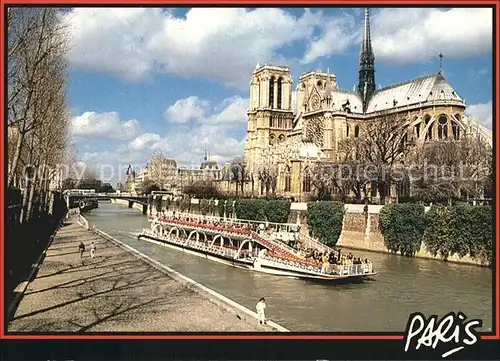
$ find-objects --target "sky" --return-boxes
[66,7,494,186]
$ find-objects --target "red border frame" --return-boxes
[0,0,498,342]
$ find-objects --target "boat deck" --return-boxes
[142,215,377,282]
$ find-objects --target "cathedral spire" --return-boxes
[361,8,373,56]
[204,145,208,161]
[358,7,376,111]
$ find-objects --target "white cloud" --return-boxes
[80,125,245,185]
[164,95,248,125]
[301,13,358,64]
[156,95,248,162]
[78,94,249,184]
[66,8,323,89]
[66,8,493,87]
[72,111,141,140]
[164,96,208,124]
[371,8,492,64]
[128,133,171,152]
[466,101,492,129]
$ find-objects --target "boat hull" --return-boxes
[138,233,377,283]
[138,234,253,270]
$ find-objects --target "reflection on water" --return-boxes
[84,202,493,332]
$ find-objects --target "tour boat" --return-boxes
[137,214,377,283]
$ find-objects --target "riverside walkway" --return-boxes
[7,217,277,333]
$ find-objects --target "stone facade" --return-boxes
[126,151,222,195]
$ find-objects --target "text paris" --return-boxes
[403,311,482,358]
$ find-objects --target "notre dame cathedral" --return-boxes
[239,8,492,202]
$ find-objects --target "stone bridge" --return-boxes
[103,195,149,214]
[68,195,149,214]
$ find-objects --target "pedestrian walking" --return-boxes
[78,242,85,258]
[90,241,96,259]
[256,297,267,325]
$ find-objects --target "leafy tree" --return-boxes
[184,180,220,199]
[99,183,115,193]
[140,179,160,195]
[423,205,492,265]
[306,201,345,246]
[379,204,426,257]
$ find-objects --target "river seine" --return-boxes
[84,202,493,332]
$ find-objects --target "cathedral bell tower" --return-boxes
[245,64,294,174]
[357,8,376,112]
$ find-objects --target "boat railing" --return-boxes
[153,215,304,258]
[261,254,319,272]
[260,254,373,277]
[157,211,299,233]
[256,231,300,255]
[154,217,326,268]
[299,231,336,254]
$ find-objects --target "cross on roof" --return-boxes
[438,53,444,73]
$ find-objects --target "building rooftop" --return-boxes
[366,73,464,113]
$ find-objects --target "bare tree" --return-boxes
[229,156,248,196]
[335,137,375,201]
[184,180,221,199]
[336,114,411,204]
[409,137,491,204]
[8,8,71,223]
[148,151,177,191]
[257,160,278,196]
[8,8,70,188]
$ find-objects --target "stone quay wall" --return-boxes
[335,208,485,267]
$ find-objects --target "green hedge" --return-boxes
[379,204,426,257]
[265,199,291,223]
[235,199,266,221]
[217,198,235,218]
[179,197,191,212]
[200,199,210,215]
[164,198,171,210]
[423,205,492,263]
[208,200,216,215]
[155,196,163,212]
[218,199,225,217]
[232,199,291,223]
[306,201,344,247]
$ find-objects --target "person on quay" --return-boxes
[256,297,267,325]
[90,241,96,259]
[78,242,85,258]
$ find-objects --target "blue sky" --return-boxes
[66,7,493,185]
